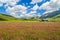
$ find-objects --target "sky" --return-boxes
[0,0,60,18]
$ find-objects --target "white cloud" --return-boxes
[39,1,57,11]
[0,2,3,6]
[39,2,50,10]
[23,11,41,19]
[39,0,60,14]
[6,5,27,18]
[29,11,36,14]
[0,0,19,7]
[0,0,41,19]
[43,10,57,15]
[31,0,42,4]
[0,0,7,3]
[50,0,60,9]
[32,4,39,10]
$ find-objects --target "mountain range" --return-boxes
[0,10,60,22]
[40,10,60,19]
[40,10,60,22]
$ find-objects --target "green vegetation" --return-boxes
[0,14,18,21]
[48,14,60,22]
[0,13,60,22]
[0,14,41,22]
[0,26,60,40]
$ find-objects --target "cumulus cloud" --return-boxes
[21,11,40,19]
[6,5,27,18]
[2,0,60,19]
[39,2,50,10]
[0,0,7,3]
[0,2,3,6]
[3,0,39,18]
[31,0,42,4]
[0,0,41,19]
[39,0,60,14]
[50,0,60,9]
[32,4,39,10]
[0,0,19,7]
[6,5,40,19]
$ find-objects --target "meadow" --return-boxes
[0,22,60,40]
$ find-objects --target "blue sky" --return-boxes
[0,0,49,13]
[0,0,60,18]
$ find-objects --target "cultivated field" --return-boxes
[0,22,60,40]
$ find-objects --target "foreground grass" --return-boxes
[0,27,60,40]
[0,22,60,40]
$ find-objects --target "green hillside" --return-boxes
[52,14,60,18]
[48,14,60,22]
[0,13,60,22]
[0,14,19,21]
[0,14,40,22]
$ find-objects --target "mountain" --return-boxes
[52,14,60,19]
[40,10,60,19]
[40,10,60,22]
[47,14,60,22]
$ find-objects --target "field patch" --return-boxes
[0,22,60,40]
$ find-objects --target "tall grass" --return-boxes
[0,26,60,40]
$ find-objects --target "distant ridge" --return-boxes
[40,10,60,22]
[40,10,60,19]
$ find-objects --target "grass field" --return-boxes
[0,22,60,40]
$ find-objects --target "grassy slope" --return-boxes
[0,14,21,21]
[0,13,60,22]
[48,14,60,22]
[0,14,40,22]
